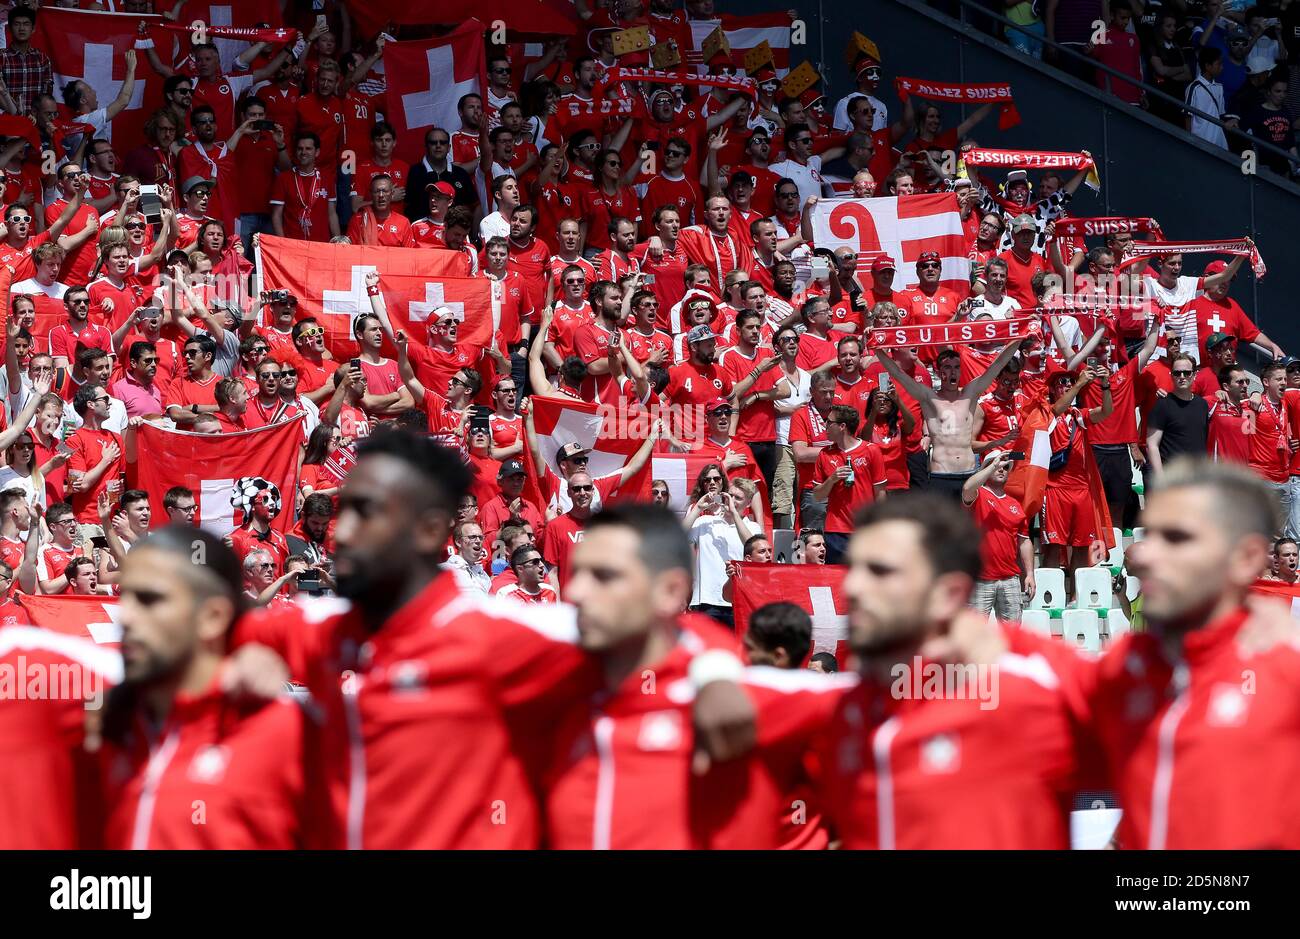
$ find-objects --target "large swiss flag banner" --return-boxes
[523,394,647,512]
[811,194,970,295]
[382,22,486,166]
[256,234,495,363]
[34,9,164,153]
[131,417,304,538]
[18,595,121,646]
[731,561,849,666]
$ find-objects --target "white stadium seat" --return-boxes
[1018,609,1052,637]
[1073,567,1113,610]
[1029,568,1066,609]
[1061,609,1102,653]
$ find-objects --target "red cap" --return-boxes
[705,396,732,413]
[752,65,778,83]
[871,255,896,273]
[916,250,941,264]
[1045,364,1077,387]
[1204,259,1228,274]
[427,181,456,199]
[854,54,881,73]
[799,88,825,110]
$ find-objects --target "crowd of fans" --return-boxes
[0,0,1287,644]
[940,0,1300,176]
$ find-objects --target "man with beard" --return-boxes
[98,527,307,848]
[688,493,1095,847]
[228,430,597,849]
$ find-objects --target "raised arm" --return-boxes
[103,51,138,123]
[394,330,426,406]
[873,348,933,404]
[962,449,1007,504]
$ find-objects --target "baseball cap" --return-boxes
[1206,332,1236,350]
[1204,260,1229,275]
[497,458,526,478]
[1005,169,1030,187]
[427,180,456,199]
[916,250,941,265]
[705,397,732,413]
[854,54,881,74]
[951,176,973,189]
[648,87,674,103]
[871,255,896,273]
[182,175,214,195]
[752,65,778,84]
[1011,213,1037,234]
[687,323,717,344]
[556,442,590,462]
[727,170,756,189]
[210,298,242,326]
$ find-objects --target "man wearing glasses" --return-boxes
[405,129,477,221]
[495,545,559,604]
[1208,364,1253,466]
[0,189,91,281]
[484,56,517,128]
[1147,352,1210,480]
[896,251,962,364]
[281,317,338,403]
[768,123,829,210]
[111,340,166,421]
[43,162,101,286]
[639,136,702,232]
[539,469,597,590]
[48,287,113,371]
[832,52,889,133]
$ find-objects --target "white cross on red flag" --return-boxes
[132,417,305,537]
[255,234,495,362]
[34,8,164,151]
[731,561,850,667]
[381,21,486,165]
[18,595,123,647]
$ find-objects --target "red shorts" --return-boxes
[1041,485,1097,548]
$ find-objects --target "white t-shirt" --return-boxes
[976,294,1021,320]
[688,512,743,607]
[775,366,811,446]
[767,156,827,209]
[831,92,888,132]
[480,211,510,241]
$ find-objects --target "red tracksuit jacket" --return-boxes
[99,683,307,849]
[0,626,121,849]
[541,615,798,849]
[1062,608,1300,849]
[234,570,597,849]
[740,637,1096,849]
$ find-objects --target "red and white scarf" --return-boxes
[1122,238,1266,279]
[894,77,1020,129]
[594,67,758,101]
[962,147,1101,190]
[867,315,1041,351]
[1052,216,1160,239]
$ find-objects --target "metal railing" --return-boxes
[914,0,1300,178]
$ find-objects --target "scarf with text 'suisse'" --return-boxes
[865,315,1041,350]
[962,147,1101,191]
[1052,216,1160,239]
[593,67,758,101]
[894,77,1020,129]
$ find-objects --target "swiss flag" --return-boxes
[33,9,164,154]
[382,22,486,165]
[640,452,718,517]
[522,394,647,511]
[687,13,794,75]
[18,595,121,646]
[255,234,496,363]
[130,417,305,537]
[1005,400,1053,516]
[731,562,849,667]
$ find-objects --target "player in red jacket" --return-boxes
[99,526,308,849]
[691,493,1097,849]
[1062,459,1300,849]
[540,504,792,849]
[0,622,121,848]
[231,429,599,849]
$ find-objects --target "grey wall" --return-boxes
[725,0,1300,351]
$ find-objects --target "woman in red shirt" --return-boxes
[299,422,345,506]
[864,387,914,491]
[582,149,639,253]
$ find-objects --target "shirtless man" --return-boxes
[872,339,1024,500]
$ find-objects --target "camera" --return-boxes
[263,289,291,304]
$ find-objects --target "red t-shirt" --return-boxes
[1081,358,1144,446]
[788,404,831,492]
[811,440,887,533]
[269,169,335,242]
[969,485,1029,580]
[665,361,734,408]
[43,199,99,286]
[1208,400,1251,465]
[66,427,123,523]
[639,174,701,235]
[295,92,345,169]
[1248,396,1290,483]
[718,347,780,442]
[539,510,587,589]
[997,249,1050,311]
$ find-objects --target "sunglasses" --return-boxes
[562,279,585,286]
[449,376,469,387]
[794,137,813,145]
[490,67,512,74]
[281,368,297,376]
[566,455,589,465]
[298,326,323,338]
[427,139,449,147]
[1171,369,1194,377]
[254,562,275,570]
[8,215,31,224]
[569,484,594,492]
[918,261,942,270]
[519,557,545,567]
[665,150,687,158]
[777,190,799,199]
[68,298,90,306]
[703,476,725,483]
[124,221,146,230]
[259,372,282,380]
[709,409,733,417]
